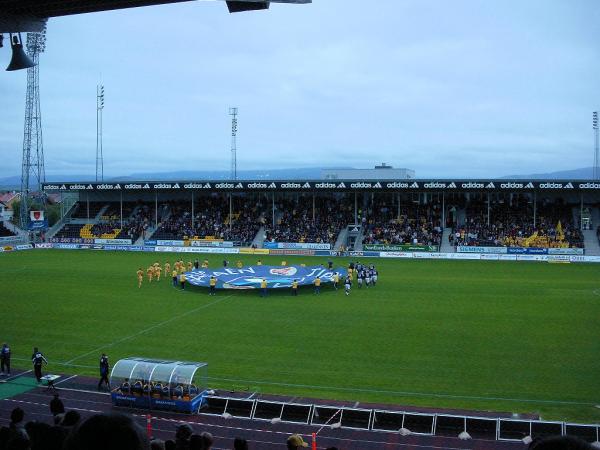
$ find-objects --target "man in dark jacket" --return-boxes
[31,347,48,382]
[0,343,10,376]
[98,353,110,391]
[50,393,65,416]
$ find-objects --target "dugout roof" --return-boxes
[42,179,600,193]
[110,357,207,387]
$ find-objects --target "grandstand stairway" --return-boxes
[583,230,600,256]
[352,227,364,251]
[334,226,349,251]
[2,220,26,237]
[440,228,455,253]
[252,226,266,248]
[582,206,600,256]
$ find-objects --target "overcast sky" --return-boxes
[0,0,599,179]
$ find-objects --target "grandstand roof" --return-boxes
[42,179,600,193]
[0,0,311,32]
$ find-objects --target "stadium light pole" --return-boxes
[230,107,238,180]
[96,85,104,182]
[594,111,599,180]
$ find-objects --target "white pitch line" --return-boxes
[204,376,598,407]
[65,294,234,364]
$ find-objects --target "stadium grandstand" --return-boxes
[41,179,600,255]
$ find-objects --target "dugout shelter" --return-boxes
[110,357,208,413]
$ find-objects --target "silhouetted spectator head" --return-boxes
[45,426,68,450]
[24,421,50,449]
[64,413,148,450]
[10,408,25,425]
[287,434,308,449]
[529,435,593,450]
[200,432,213,450]
[175,423,193,442]
[150,439,165,450]
[233,437,248,450]
[61,411,81,428]
[189,434,203,450]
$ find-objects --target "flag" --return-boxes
[30,210,44,222]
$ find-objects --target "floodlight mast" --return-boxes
[593,111,599,180]
[230,107,238,180]
[19,28,46,230]
[96,85,105,181]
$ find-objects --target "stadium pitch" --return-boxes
[1,249,599,423]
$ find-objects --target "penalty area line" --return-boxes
[65,294,235,365]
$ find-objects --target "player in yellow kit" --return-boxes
[187,261,193,272]
[314,276,321,295]
[333,272,339,290]
[146,266,154,283]
[154,263,161,282]
[172,269,178,287]
[256,259,262,266]
[260,278,268,297]
[202,259,209,268]
[164,262,171,278]
[209,276,217,296]
[236,260,243,269]
[291,279,298,296]
[137,268,144,288]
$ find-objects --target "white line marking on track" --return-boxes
[54,374,78,385]
[65,294,235,364]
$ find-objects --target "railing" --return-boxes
[199,395,600,443]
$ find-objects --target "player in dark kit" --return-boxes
[31,347,48,382]
[98,353,110,391]
[0,343,10,376]
[0,343,11,376]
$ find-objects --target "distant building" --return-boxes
[321,164,415,180]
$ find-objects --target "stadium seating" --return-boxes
[52,223,87,240]
[264,197,353,245]
[362,199,443,247]
[451,197,583,248]
[151,197,263,245]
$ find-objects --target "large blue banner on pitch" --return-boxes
[185,265,347,289]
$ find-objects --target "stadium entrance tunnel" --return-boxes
[109,357,208,413]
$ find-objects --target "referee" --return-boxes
[31,347,48,383]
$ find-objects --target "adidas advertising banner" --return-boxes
[263,242,332,250]
[41,179,595,192]
[184,265,348,289]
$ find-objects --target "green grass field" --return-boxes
[1,249,599,422]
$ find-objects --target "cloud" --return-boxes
[0,0,598,179]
